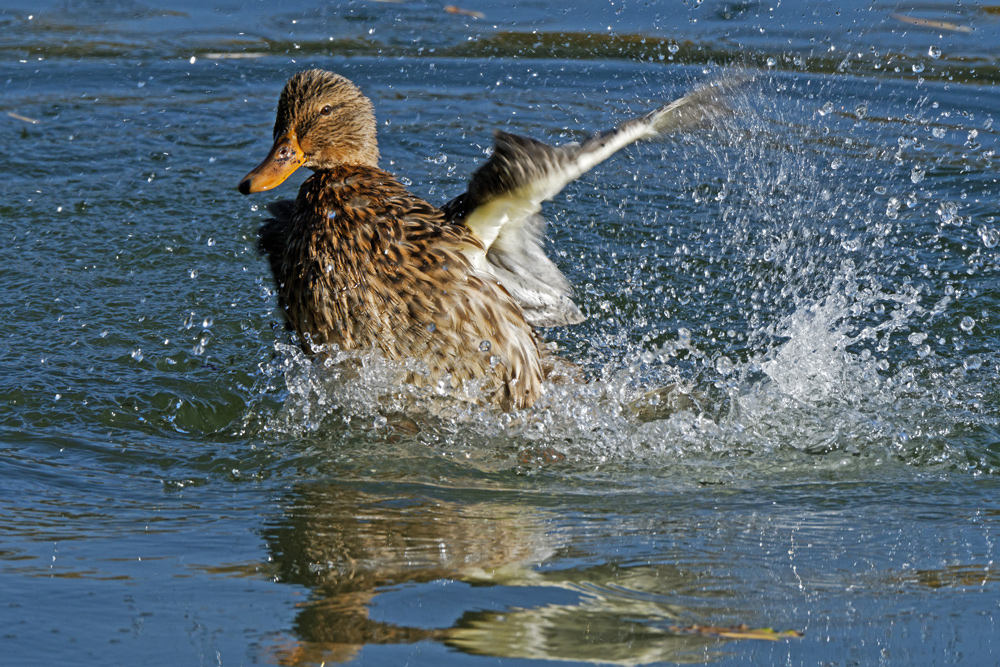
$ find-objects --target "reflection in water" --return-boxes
[263,482,550,664]
[262,481,744,665]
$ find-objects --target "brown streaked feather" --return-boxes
[243,69,743,411]
[263,165,543,410]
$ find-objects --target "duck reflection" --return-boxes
[262,481,736,665]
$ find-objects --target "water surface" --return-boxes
[2,1,999,665]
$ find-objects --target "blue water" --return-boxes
[2,1,999,665]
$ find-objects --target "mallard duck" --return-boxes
[239,69,733,411]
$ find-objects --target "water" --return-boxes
[2,1,999,665]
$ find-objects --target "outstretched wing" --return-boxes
[443,74,745,328]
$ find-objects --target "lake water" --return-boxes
[2,1,999,665]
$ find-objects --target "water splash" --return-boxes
[251,71,1000,477]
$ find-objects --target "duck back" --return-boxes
[260,165,544,410]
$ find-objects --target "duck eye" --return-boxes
[320,105,333,116]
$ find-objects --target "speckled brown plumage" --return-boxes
[261,164,542,410]
[239,69,737,411]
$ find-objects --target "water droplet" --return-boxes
[479,340,492,352]
[426,322,436,333]
[910,165,926,183]
[912,62,925,74]
[886,197,901,220]
[964,355,983,371]
[960,316,975,332]
[978,226,999,248]
[183,313,195,329]
[765,56,776,68]
[854,104,868,119]
[715,356,734,376]
[936,201,959,225]
[202,316,213,329]
[817,101,834,117]
[667,42,679,54]
[206,237,215,246]
[931,126,946,139]
[131,347,144,361]
[928,45,942,59]
[192,334,209,355]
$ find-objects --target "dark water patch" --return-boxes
[11,32,1000,85]
[4,1,1000,84]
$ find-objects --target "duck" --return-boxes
[238,69,735,411]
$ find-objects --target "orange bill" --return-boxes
[237,132,305,195]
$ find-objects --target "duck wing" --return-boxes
[442,75,744,328]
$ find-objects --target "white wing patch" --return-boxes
[444,73,746,328]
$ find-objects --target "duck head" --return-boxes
[238,69,379,195]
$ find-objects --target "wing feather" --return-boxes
[443,74,746,328]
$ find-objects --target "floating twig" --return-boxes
[892,13,974,33]
[445,5,485,19]
[204,52,267,60]
[7,111,40,124]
